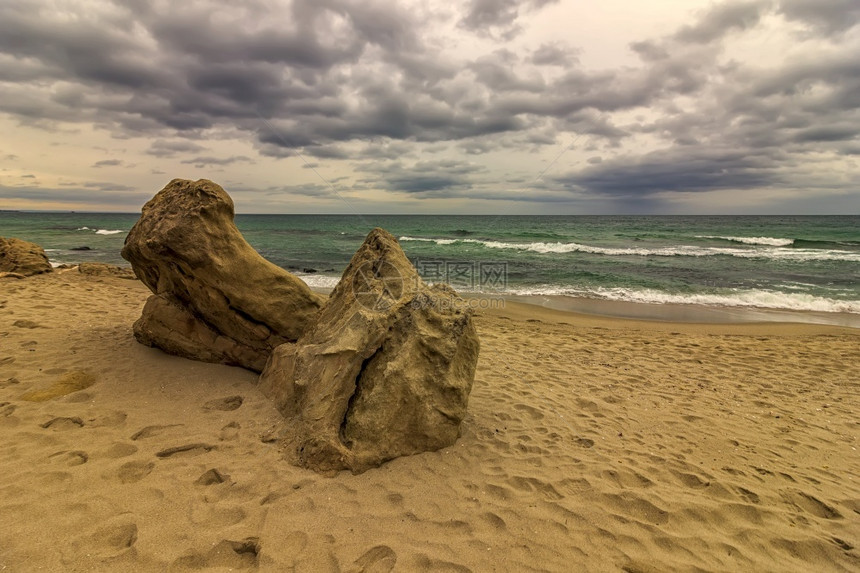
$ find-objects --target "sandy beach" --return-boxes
[1,269,858,572]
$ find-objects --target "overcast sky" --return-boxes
[1,0,858,214]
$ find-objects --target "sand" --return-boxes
[1,270,858,572]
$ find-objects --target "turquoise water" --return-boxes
[2,212,858,317]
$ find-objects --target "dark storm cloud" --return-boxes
[553,148,778,197]
[459,0,559,39]
[674,0,770,44]
[357,159,485,194]
[469,50,546,92]
[0,0,857,210]
[778,0,860,34]
[0,0,709,162]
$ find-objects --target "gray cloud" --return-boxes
[674,0,770,44]
[554,148,778,197]
[0,182,144,204]
[91,159,123,168]
[263,183,334,197]
[146,139,208,158]
[459,0,559,39]
[357,159,485,194]
[778,0,860,34]
[0,0,857,212]
[530,42,580,67]
[180,155,253,167]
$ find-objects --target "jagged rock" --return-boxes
[122,179,324,372]
[259,228,480,474]
[0,237,53,277]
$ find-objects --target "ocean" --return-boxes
[2,212,858,326]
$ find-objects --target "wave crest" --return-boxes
[398,236,860,262]
[697,235,794,246]
[507,286,860,314]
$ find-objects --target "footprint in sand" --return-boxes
[781,489,842,519]
[130,424,182,440]
[89,410,127,428]
[203,395,244,411]
[219,421,240,441]
[106,460,154,484]
[155,443,216,458]
[481,512,507,530]
[40,416,84,430]
[171,537,260,570]
[575,437,595,448]
[102,442,139,458]
[49,450,88,466]
[195,468,230,485]
[12,320,44,329]
[21,371,96,401]
[190,504,247,527]
[209,538,260,568]
[506,475,564,500]
[734,486,761,504]
[87,522,138,558]
[351,545,397,573]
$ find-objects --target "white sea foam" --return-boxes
[697,235,795,246]
[399,236,464,245]
[77,226,124,235]
[296,273,341,289]
[398,236,860,262]
[505,286,860,314]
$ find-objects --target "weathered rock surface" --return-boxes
[78,262,137,279]
[0,237,53,277]
[259,228,480,474]
[133,295,273,371]
[122,179,324,372]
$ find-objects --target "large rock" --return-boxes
[0,237,53,277]
[259,228,480,474]
[122,179,324,372]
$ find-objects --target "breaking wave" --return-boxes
[398,237,860,262]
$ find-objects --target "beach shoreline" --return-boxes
[1,270,858,571]
[313,285,860,330]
